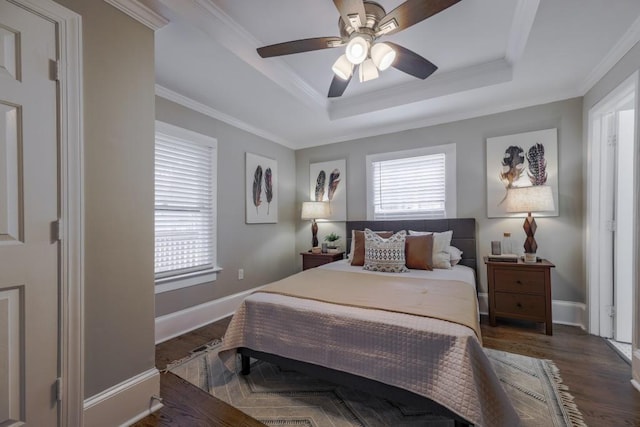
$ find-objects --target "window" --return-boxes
[366,143,456,220]
[154,121,219,294]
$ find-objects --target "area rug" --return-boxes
[168,340,587,427]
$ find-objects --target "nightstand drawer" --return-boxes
[493,269,545,295]
[300,251,344,270]
[494,292,546,318]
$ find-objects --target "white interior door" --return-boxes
[0,1,60,425]
[615,107,635,343]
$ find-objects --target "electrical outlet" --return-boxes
[238,269,244,280]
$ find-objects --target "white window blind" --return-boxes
[366,144,456,220]
[154,128,216,280]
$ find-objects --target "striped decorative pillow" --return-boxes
[363,229,409,273]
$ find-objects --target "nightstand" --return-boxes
[485,257,555,335]
[301,251,344,270]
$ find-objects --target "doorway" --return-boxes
[587,72,637,361]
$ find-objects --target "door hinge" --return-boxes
[50,59,60,81]
[52,219,63,242]
[607,133,618,147]
[56,377,63,402]
[606,219,616,232]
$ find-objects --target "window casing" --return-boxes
[154,121,219,294]
[366,143,456,220]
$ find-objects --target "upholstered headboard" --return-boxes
[345,218,478,273]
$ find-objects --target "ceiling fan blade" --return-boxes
[333,0,367,31]
[328,74,352,98]
[257,37,343,58]
[376,0,461,35]
[386,42,437,79]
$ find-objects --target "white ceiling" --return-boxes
[142,0,640,149]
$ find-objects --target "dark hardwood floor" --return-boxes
[134,316,640,427]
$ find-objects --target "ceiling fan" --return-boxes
[256,0,462,98]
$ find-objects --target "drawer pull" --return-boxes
[516,302,523,308]
[515,280,523,285]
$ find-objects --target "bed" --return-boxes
[219,219,520,427]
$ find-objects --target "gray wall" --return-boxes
[53,0,157,398]
[295,98,585,303]
[155,97,297,316]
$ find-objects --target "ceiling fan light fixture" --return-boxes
[358,58,379,82]
[345,36,369,65]
[371,42,396,71]
[332,54,353,80]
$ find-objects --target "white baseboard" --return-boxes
[155,286,263,344]
[552,300,587,329]
[477,293,587,330]
[84,368,162,427]
[631,379,640,393]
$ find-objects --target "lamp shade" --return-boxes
[358,58,379,82]
[345,36,368,65]
[371,42,396,71]
[301,201,330,220]
[505,185,555,213]
[332,54,353,80]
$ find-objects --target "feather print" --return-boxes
[526,143,547,186]
[498,145,525,205]
[315,170,326,201]
[327,169,340,201]
[327,169,340,214]
[264,167,273,215]
[252,165,262,214]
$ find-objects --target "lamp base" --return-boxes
[311,219,318,248]
[523,252,537,263]
[523,213,538,253]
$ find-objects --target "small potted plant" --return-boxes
[324,233,341,254]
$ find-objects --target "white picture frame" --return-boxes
[309,159,347,221]
[246,152,278,223]
[486,128,559,218]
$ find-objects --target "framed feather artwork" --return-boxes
[246,152,277,223]
[309,159,347,221]
[486,128,559,218]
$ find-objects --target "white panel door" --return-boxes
[0,1,59,425]
[614,109,634,343]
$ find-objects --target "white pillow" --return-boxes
[409,230,453,269]
[449,246,463,266]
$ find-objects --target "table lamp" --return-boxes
[301,201,330,248]
[505,185,555,263]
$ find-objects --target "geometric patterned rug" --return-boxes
[168,341,587,427]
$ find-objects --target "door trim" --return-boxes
[9,0,84,424]
[586,71,638,336]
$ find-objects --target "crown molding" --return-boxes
[103,0,169,30]
[155,85,294,149]
[302,88,580,149]
[579,13,640,94]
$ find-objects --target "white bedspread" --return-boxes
[219,266,520,427]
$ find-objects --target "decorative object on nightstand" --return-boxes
[301,201,330,249]
[324,232,341,254]
[485,256,555,335]
[505,185,555,263]
[300,251,344,270]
